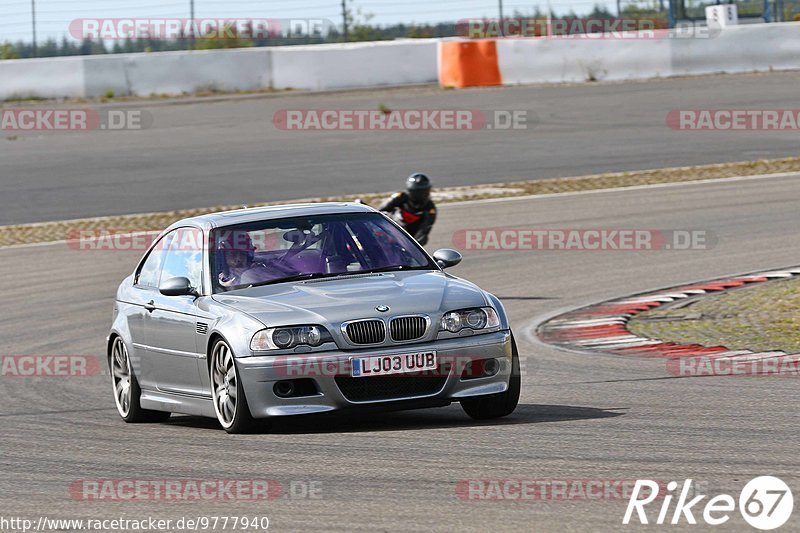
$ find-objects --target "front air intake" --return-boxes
[344,320,386,345]
[389,316,428,342]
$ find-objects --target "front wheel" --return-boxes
[210,339,258,434]
[460,333,521,420]
[110,336,170,423]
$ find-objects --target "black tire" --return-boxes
[210,339,259,434]
[110,336,171,423]
[460,333,521,420]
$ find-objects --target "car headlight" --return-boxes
[250,326,333,351]
[440,307,500,333]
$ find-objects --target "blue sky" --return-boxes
[0,0,616,44]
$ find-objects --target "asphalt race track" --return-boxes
[2,175,799,531]
[3,71,800,224]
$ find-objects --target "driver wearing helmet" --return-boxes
[379,173,437,246]
[216,231,278,289]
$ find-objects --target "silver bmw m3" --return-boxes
[108,203,520,433]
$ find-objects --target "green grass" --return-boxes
[629,277,800,353]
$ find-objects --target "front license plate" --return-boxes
[351,352,437,378]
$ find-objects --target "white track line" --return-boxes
[445,170,800,208]
[572,335,643,346]
[3,171,799,251]
[544,318,628,329]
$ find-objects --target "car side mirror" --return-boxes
[433,249,463,269]
[159,277,198,297]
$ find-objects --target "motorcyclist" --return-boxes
[379,173,437,246]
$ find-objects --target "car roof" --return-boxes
[165,202,379,232]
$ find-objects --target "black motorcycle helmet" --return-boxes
[406,173,432,208]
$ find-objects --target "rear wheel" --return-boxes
[210,339,258,434]
[110,337,170,423]
[460,333,521,420]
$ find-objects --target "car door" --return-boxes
[145,227,208,397]
[128,230,173,391]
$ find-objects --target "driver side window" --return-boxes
[159,228,204,291]
[136,231,174,288]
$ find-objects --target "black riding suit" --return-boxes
[379,192,437,246]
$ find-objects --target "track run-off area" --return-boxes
[1,173,799,531]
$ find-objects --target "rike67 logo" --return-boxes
[624,477,793,530]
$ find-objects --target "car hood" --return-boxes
[211,270,488,328]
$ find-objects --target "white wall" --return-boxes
[495,22,800,85]
[498,37,671,84]
[270,39,438,90]
[1,24,798,101]
[0,39,438,100]
[671,22,800,76]
[126,48,271,96]
[0,55,86,99]
[0,47,273,100]
[82,55,127,97]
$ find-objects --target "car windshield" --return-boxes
[210,212,436,293]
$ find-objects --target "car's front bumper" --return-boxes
[236,330,513,418]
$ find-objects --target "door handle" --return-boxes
[144,300,156,312]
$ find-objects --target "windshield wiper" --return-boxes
[356,265,419,275]
[248,266,424,288]
[249,272,332,287]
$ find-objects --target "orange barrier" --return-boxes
[438,40,502,88]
